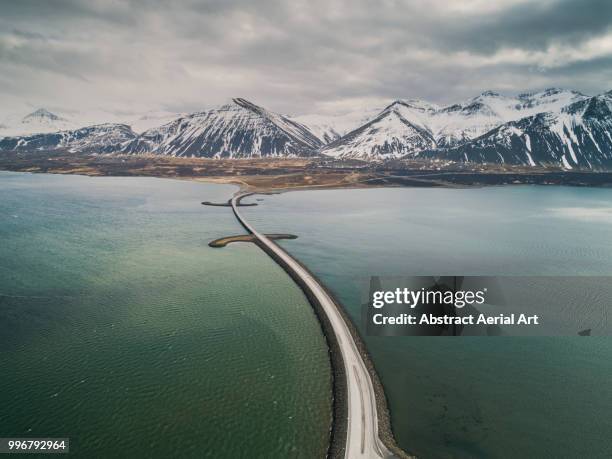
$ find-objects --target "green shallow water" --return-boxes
[0,172,332,458]
[242,186,612,459]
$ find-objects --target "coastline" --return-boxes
[3,155,612,194]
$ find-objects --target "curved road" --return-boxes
[231,194,394,459]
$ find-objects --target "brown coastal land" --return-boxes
[2,151,612,191]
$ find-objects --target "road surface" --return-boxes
[231,194,395,459]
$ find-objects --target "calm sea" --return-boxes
[243,185,612,459]
[0,172,332,458]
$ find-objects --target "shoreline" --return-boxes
[4,166,612,194]
[3,154,612,193]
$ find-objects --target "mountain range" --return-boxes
[1,88,611,169]
[0,123,137,154]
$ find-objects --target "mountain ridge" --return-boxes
[0,123,137,154]
[121,98,322,158]
[323,88,592,159]
[1,90,611,169]
[417,94,612,169]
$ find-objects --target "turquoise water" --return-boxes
[243,186,612,459]
[0,172,332,458]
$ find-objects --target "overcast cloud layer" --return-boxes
[1,0,612,117]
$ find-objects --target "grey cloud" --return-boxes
[0,0,611,116]
[0,0,137,25]
[435,0,612,54]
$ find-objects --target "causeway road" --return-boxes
[231,194,394,459]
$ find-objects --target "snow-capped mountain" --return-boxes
[127,111,186,134]
[0,124,137,154]
[1,90,610,169]
[321,101,437,159]
[0,109,78,137]
[288,114,342,143]
[22,108,65,125]
[123,98,322,158]
[323,89,591,159]
[434,88,588,147]
[0,107,183,137]
[291,104,385,144]
[418,94,612,169]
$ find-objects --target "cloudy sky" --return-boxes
[1,0,612,117]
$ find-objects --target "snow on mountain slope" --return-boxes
[291,104,385,144]
[418,95,612,169]
[288,114,342,143]
[0,107,184,138]
[123,98,322,158]
[385,99,442,135]
[0,109,78,137]
[401,89,588,148]
[1,89,608,168]
[433,88,588,146]
[323,88,592,160]
[128,111,185,134]
[433,94,512,147]
[0,123,137,154]
[321,101,436,159]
